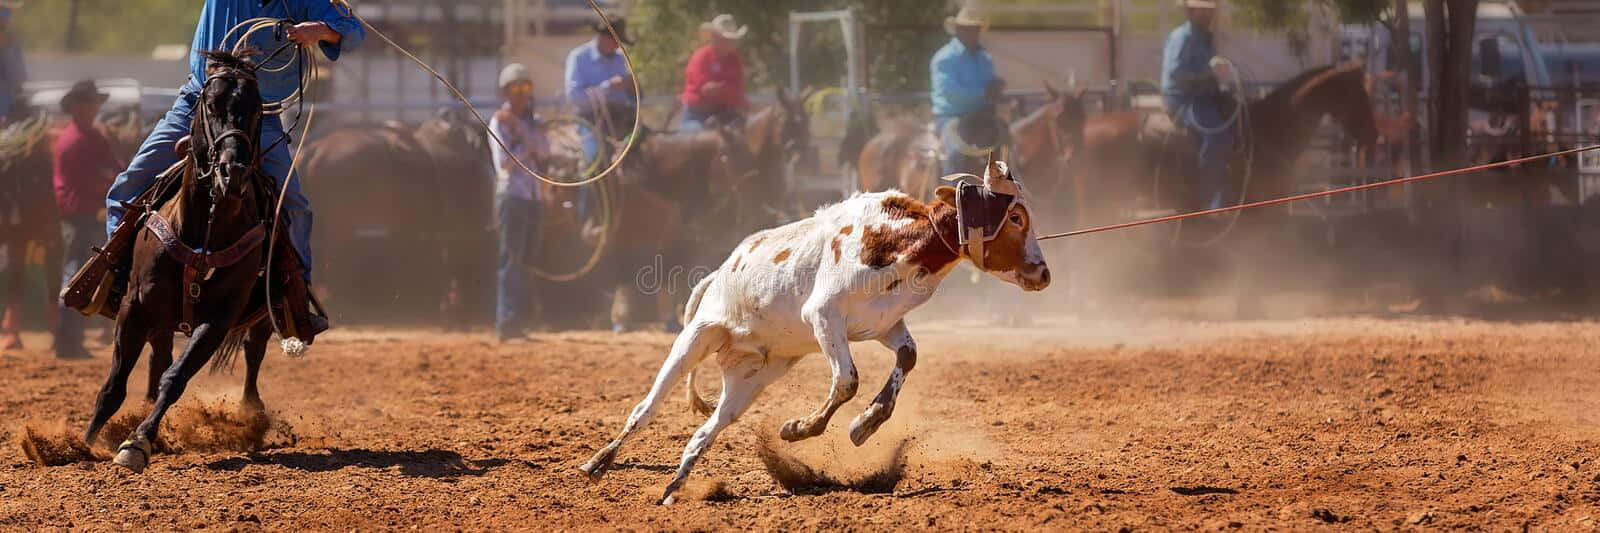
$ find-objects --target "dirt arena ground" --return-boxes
[3,316,1600,531]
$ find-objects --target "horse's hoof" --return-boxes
[113,438,151,473]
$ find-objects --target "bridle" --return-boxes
[190,68,264,189]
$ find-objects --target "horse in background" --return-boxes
[854,84,1087,201]
[0,109,61,350]
[1061,62,1381,315]
[740,88,816,225]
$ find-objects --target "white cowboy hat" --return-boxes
[1178,0,1218,8]
[498,63,531,90]
[944,7,989,35]
[706,14,748,41]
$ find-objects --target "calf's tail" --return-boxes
[683,270,717,417]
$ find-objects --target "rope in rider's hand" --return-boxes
[330,0,639,188]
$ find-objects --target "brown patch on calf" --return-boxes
[858,198,960,273]
[730,255,742,273]
[831,237,843,264]
[879,196,927,220]
[749,236,765,251]
[839,225,854,235]
[773,249,792,264]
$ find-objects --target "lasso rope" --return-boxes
[1038,144,1600,241]
[331,0,639,187]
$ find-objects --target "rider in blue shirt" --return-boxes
[931,7,1005,176]
[103,0,365,337]
[1162,0,1233,210]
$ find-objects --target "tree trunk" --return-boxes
[1424,0,1446,166]
[1439,0,1479,172]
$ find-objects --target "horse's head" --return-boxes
[1292,62,1379,149]
[771,86,817,172]
[935,154,1050,291]
[193,50,265,200]
[710,119,760,191]
[1043,82,1088,153]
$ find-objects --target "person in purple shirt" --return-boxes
[102,0,365,339]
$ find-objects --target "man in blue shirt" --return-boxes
[1162,0,1233,210]
[103,0,365,338]
[565,18,635,165]
[0,2,26,126]
[931,7,1005,176]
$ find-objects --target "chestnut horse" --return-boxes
[1062,62,1381,314]
[0,111,59,350]
[856,84,1086,201]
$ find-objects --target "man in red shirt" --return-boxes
[51,80,121,360]
[679,14,748,131]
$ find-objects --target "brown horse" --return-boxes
[0,111,61,350]
[1061,62,1381,314]
[856,85,1087,201]
[301,120,445,321]
[605,121,759,330]
[1066,63,1380,228]
[85,51,279,472]
[740,88,816,224]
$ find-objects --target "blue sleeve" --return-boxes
[564,48,586,107]
[298,0,366,61]
[1163,29,1210,89]
[932,52,985,112]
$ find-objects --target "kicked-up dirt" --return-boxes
[2,317,1599,530]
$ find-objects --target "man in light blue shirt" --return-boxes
[565,19,635,165]
[1162,0,1233,210]
[0,3,25,125]
[931,7,1005,176]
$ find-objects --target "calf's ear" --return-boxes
[935,186,958,208]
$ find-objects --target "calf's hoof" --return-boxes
[578,444,619,481]
[113,438,151,473]
[848,402,893,447]
[658,494,677,506]
[779,418,818,442]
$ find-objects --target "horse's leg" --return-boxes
[241,320,271,413]
[114,322,230,473]
[145,331,173,404]
[84,305,150,445]
[0,234,22,350]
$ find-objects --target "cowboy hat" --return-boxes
[944,7,989,35]
[591,17,635,46]
[1178,0,1218,8]
[498,63,531,90]
[706,14,747,41]
[60,79,108,112]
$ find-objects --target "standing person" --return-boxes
[931,7,1005,176]
[679,14,748,131]
[51,80,120,360]
[489,64,551,343]
[564,17,636,163]
[0,1,26,126]
[1162,0,1233,211]
[99,0,364,343]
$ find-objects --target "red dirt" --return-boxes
[2,318,1600,530]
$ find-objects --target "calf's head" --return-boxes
[934,157,1051,291]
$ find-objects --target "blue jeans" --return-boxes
[55,213,102,354]
[496,194,539,338]
[106,85,315,277]
[1167,94,1236,210]
[936,115,987,177]
[679,105,740,132]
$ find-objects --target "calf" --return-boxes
[579,156,1050,504]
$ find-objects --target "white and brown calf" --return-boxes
[579,159,1050,504]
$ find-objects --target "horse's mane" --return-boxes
[200,50,257,77]
[1256,64,1362,109]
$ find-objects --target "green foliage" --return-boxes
[1231,0,1390,57]
[13,0,200,54]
